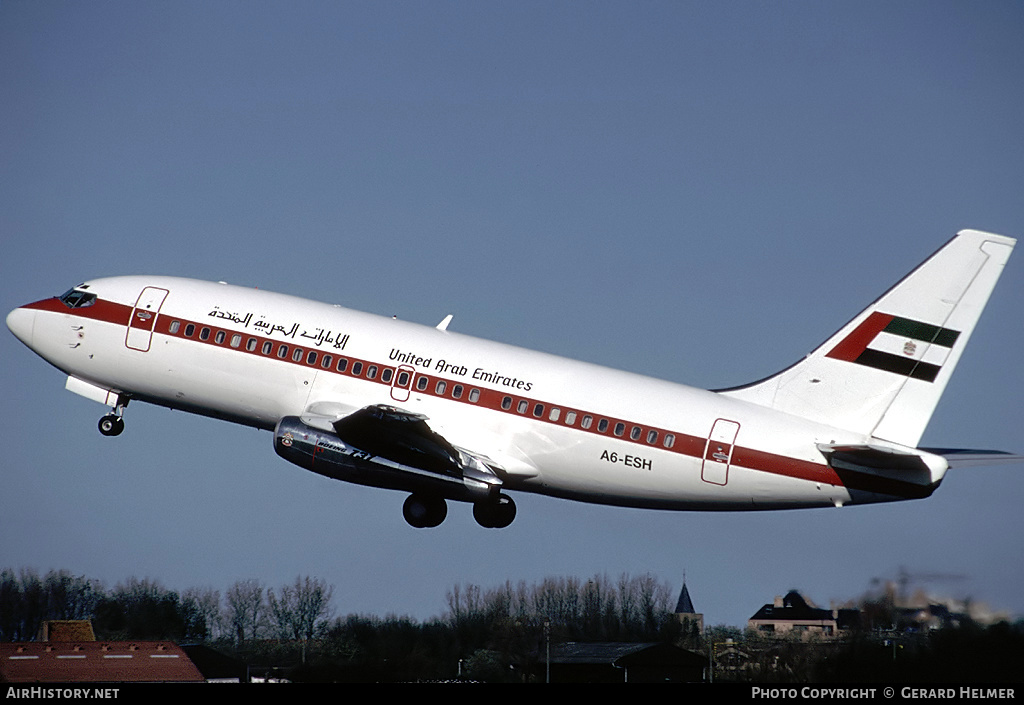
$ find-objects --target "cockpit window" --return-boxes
[59,287,97,309]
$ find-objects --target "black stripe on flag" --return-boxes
[854,349,941,382]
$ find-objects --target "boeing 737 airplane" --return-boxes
[6,230,1019,528]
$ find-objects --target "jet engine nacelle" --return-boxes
[273,416,500,502]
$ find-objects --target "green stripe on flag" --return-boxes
[883,317,960,348]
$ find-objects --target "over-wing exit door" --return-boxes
[390,365,416,402]
[125,287,169,352]
[701,419,740,486]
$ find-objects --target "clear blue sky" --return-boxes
[2,1,1022,629]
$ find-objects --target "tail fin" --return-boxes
[719,230,1015,446]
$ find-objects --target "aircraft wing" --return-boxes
[286,403,511,496]
[332,405,465,475]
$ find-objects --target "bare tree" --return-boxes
[225,579,264,645]
[267,576,333,641]
[182,587,222,641]
[446,582,483,628]
[43,570,100,621]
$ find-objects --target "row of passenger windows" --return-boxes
[168,318,675,449]
[499,396,676,448]
[167,319,486,403]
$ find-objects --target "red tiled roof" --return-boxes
[0,642,204,683]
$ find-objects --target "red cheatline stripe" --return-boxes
[826,311,894,362]
[27,297,933,500]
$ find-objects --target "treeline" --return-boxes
[294,573,685,682]
[445,573,683,643]
[1,568,681,681]
[0,568,331,645]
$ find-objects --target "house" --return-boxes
[747,590,859,640]
[0,641,205,683]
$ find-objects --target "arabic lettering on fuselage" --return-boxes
[207,306,350,350]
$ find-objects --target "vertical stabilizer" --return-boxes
[719,230,1015,446]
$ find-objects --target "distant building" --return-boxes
[37,620,96,642]
[180,644,249,683]
[674,581,704,634]
[894,602,970,632]
[0,641,205,683]
[747,590,859,640]
[1,619,225,683]
[536,642,707,683]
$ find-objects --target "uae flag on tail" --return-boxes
[826,312,960,383]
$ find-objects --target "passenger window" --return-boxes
[664,434,675,449]
[396,371,409,386]
[565,411,577,426]
[261,341,272,355]
[337,358,348,372]
[184,324,195,337]
[246,337,257,352]
[382,368,394,383]
[169,321,181,335]
[614,422,625,437]
[598,419,609,433]
[452,384,463,399]
[517,400,528,414]
[367,365,378,379]
[292,348,304,362]
[214,331,226,344]
[581,415,593,429]
[646,430,658,444]
[352,361,363,376]
[321,354,333,369]
[630,426,641,441]
[416,376,428,391]
[200,327,210,341]
[548,407,560,422]
[435,380,446,395]
[469,388,480,403]
[306,351,317,366]
[502,396,512,410]
[277,344,288,358]
[230,334,242,348]
[533,403,544,418]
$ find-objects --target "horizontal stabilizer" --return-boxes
[816,442,947,488]
[921,448,1024,469]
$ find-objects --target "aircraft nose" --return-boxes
[6,306,36,347]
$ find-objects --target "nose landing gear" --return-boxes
[98,396,129,437]
[98,414,124,436]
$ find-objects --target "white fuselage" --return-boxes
[7,275,939,513]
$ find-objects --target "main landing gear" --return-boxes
[403,494,448,528]
[402,493,517,529]
[473,494,516,529]
[98,397,129,437]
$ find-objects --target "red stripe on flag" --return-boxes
[826,311,893,362]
